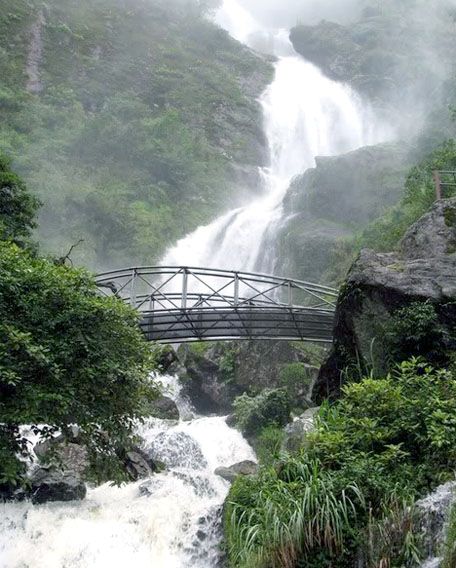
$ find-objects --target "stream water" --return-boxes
[0,377,255,567]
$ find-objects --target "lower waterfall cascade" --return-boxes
[0,376,255,568]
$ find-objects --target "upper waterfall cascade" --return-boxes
[162,0,391,274]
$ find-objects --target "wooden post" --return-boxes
[433,170,442,200]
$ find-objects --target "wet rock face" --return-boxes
[145,431,207,470]
[290,21,361,84]
[29,468,87,504]
[124,449,156,481]
[416,481,456,565]
[281,407,319,453]
[315,198,456,401]
[277,142,410,283]
[214,460,259,483]
[289,10,456,107]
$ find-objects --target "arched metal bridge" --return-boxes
[95,266,338,344]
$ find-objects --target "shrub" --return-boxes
[225,359,456,567]
[279,362,313,405]
[233,389,291,437]
[254,425,285,466]
[384,301,443,363]
[0,154,40,246]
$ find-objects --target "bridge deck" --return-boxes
[96,266,338,343]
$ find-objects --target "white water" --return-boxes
[163,0,391,273]
[0,376,255,568]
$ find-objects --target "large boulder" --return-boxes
[144,394,179,420]
[145,431,207,470]
[29,467,86,504]
[315,198,456,401]
[214,460,258,483]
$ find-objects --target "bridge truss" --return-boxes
[95,266,338,343]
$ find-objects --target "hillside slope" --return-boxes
[0,0,272,268]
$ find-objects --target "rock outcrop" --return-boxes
[214,460,259,483]
[416,481,456,565]
[178,341,314,414]
[315,198,456,401]
[278,142,410,283]
[289,8,456,110]
[281,407,319,453]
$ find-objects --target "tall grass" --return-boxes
[364,497,421,568]
[225,459,364,568]
[442,503,456,568]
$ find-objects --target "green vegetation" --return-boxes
[384,301,444,363]
[0,157,157,489]
[253,426,285,466]
[325,140,456,284]
[359,140,456,253]
[233,389,291,438]
[225,359,456,567]
[278,362,313,407]
[0,154,40,246]
[443,503,456,568]
[0,0,271,269]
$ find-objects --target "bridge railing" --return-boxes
[95,266,338,312]
[95,266,338,343]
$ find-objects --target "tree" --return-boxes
[0,241,156,486]
[0,154,40,246]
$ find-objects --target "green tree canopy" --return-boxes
[0,155,40,246]
[0,157,158,487]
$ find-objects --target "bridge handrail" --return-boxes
[95,265,339,296]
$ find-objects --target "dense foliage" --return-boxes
[225,359,456,567]
[233,389,291,438]
[0,154,40,246]
[0,158,157,487]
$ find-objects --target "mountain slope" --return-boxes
[0,0,272,268]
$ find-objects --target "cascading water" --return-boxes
[163,0,391,273]
[0,376,255,568]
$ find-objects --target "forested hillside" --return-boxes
[0,0,272,268]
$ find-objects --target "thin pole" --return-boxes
[434,170,442,200]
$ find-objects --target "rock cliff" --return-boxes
[315,197,456,401]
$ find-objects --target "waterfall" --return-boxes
[0,376,255,568]
[0,4,395,567]
[162,0,391,274]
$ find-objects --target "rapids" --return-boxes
[0,377,254,568]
